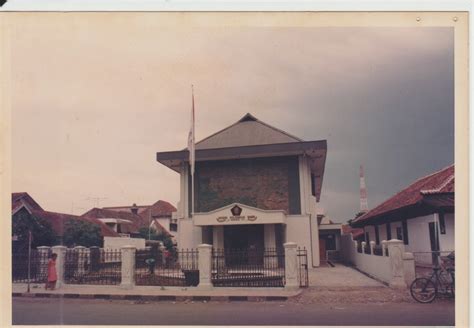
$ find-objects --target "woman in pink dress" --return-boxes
[45,253,58,290]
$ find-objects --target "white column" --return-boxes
[120,245,136,289]
[284,242,298,289]
[386,239,407,288]
[361,241,367,254]
[369,241,375,255]
[197,244,212,289]
[51,246,66,288]
[264,225,277,267]
[37,246,50,280]
[74,246,87,275]
[381,240,388,256]
[212,226,224,249]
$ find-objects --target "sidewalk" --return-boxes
[12,283,301,302]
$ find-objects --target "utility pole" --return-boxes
[359,165,369,213]
[27,230,31,293]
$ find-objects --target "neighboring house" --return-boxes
[156,113,327,267]
[341,224,364,241]
[318,216,343,263]
[350,164,454,262]
[12,192,119,248]
[84,200,176,240]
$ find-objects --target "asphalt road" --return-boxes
[12,297,454,326]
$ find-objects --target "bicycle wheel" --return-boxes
[410,278,437,303]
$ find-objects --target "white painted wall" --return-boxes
[340,234,415,287]
[405,213,454,253]
[178,219,195,249]
[286,215,319,266]
[103,236,145,250]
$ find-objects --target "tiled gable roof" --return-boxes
[12,192,44,213]
[353,164,454,225]
[81,208,147,233]
[141,200,177,219]
[30,210,119,237]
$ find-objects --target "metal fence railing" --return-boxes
[297,247,309,288]
[412,251,455,278]
[64,248,121,285]
[135,248,199,287]
[211,248,285,287]
[12,249,52,283]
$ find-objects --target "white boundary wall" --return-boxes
[341,234,415,288]
[104,236,145,249]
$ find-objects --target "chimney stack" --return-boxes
[131,203,139,215]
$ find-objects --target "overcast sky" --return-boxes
[11,16,454,221]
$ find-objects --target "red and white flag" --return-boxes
[188,86,195,176]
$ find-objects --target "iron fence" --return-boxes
[212,248,285,287]
[135,248,199,286]
[12,249,52,283]
[413,251,455,278]
[297,247,309,288]
[64,248,121,285]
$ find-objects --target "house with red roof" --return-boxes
[83,200,177,241]
[12,192,119,249]
[350,165,454,263]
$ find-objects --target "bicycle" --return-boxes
[410,253,455,303]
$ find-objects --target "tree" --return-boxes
[63,219,102,248]
[12,209,57,251]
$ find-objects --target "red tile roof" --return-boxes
[352,164,454,226]
[81,208,146,233]
[341,224,364,239]
[30,210,119,237]
[12,192,44,212]
[141,200,177,219]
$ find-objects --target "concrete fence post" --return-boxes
[74,246,87,275]
[386,239,407,288]
[197,244,212,289]
[51,245,67,288]
[361,241,367,254]
[369,241,375,255]
[403,252,416,286]
[120,245,136,289]
[381,240,388,257]
[37,246,51,280]
[284,242,298,289]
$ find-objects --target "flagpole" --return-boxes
[190,85,195,218]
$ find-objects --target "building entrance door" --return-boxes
[224,225,264,265]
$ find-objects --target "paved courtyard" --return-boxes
[308,263,384,288]
[293,263,415,304]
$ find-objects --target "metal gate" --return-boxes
[212,248,285,287]
[297,247,309,288]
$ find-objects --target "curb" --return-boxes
[12,292,289,302]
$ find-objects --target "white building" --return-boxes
[351,164,454,265]
[157,113,327,267]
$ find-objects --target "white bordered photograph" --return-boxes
[1,10,469,326]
